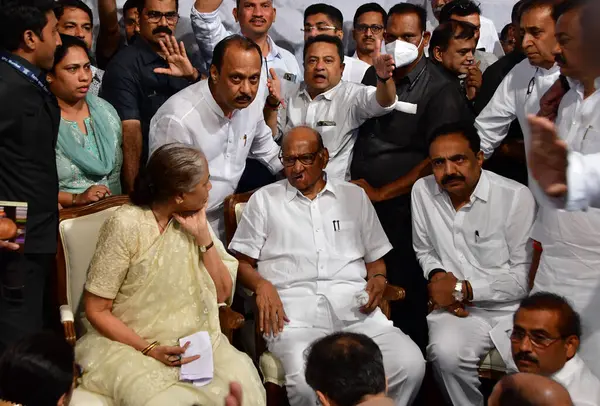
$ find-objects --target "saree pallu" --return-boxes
[75,206,265,406]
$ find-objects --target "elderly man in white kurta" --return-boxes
[412,122,535,406]
[230,126,425,406]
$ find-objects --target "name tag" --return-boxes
[283,73,297,82]
[317,121,336,127]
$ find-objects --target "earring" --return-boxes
[176,198,183,205]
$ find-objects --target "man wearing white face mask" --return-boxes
[351,3,474,355]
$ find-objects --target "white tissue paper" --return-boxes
[355,290,370,307]
[179,331,214,387]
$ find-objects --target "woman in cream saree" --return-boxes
[75,145,265,406]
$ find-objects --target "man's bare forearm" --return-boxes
[121,120,143,194]
[379,159,431,201]
[366,259,386,279]
[194,0,224,13]
[236,254,268,292]
[97,0,122,61]
[376,78,397,108]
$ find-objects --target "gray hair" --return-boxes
[130,143,207,206]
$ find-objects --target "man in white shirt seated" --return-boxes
[229,126,426,406]
[303,4,371,83]
[411,121,536,406]
[148,35,282,240]
[272,35,397,181]
[510,292,600,406]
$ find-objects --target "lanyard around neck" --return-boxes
[0,52,51,96]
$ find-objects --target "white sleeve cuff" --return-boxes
[469,278,492,302]
[364,243,393,264]
[566,151,591,211]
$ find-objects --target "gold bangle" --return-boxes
[71,193,78,207]
[141,341,159,355]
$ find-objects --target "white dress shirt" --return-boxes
[567,151,600,211]
[148,80,282,236]
[342,55,371,83]
[475,59,561,206]
[411,170,535,312]
[552,355,600,406]
[282,81,396,180]
[229,178,392,325]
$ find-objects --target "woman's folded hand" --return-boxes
[147,341,200,367]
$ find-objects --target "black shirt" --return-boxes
[351,57,474,189]
[100,37,198,164]
[0,54,60,254]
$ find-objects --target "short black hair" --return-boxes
[0,332,74,406]
[304,4,344,30]
[51,34,90,72]
[138,0,179,15]
[552,0,587,21]
[0,0,56,52]
[429,121,481,153]
[123,0,141,13]
[516,292,582,339]
[303,34,344,64]
[512,0,527,25]
[54,0,94,24]
[439,0,482,23]
[387,3,427,32]
[429,20,476,53]
[519,0,566,21]
[236,0,273,7]
[211,34,263,73]
[353,3,387,27]
[500,23,512,41]
[305,333,386,406]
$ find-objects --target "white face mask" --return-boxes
[385,34,424,68]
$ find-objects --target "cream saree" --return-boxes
[75,205,265,406]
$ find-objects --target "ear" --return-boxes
[336,29,344,40]
[232,8,239,23]
[46,72,54,84]
[476,150,484,168]
[175,194,184,205]
[316,391,330,406]
[339,62,345,76]
[23,29,38,51]
[423,31,432,48]
[432,46,443,63]
[321,148,330,169]
[565,335,580,359]
[209,65,219,83]
[57,393,67,406]
[385,377,389,394]
[272,7,276,22]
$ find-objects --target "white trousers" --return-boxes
[266,298,425,406]
[427,308,512,406]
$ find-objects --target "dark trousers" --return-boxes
[0,251,54,353]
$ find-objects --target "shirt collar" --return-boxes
[595,77,600,90]
[134,37,163,65]
[536,63,561,77]
[404,56,428,85]
[301,80,343,101]
[552,354,583,384]
[434,170,490,203]
[200,79,230,119]
[5,53,44,80]
[265,35,282,60]
[285,175,336,201]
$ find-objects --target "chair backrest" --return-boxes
[223,190,256,246]
[56,196,130,333]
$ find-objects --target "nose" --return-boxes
[519,335,534,352]
[252,5,264,16]
[75,26,85,39]
[292,158,304,173]
[158,15,168,25]
[443,160,456,175]
[552,42,562,56]
[522,33,532,50]
[239,79,251,95]
[79,69,91,83]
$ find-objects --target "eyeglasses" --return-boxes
[509,329,564,348]
[146,11,179,24]
[301,24,337,33]
[279,151,320,167]
[355,24,384,35]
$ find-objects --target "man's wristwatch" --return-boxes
[452,281,464,302]
[199,241,214,253]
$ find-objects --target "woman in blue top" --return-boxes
[48,34,122,208]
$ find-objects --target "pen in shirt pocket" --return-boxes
[475,230,479,243]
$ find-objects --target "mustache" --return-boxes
[152,26,173,36]
[515,352,539,364]
[441,174,465,185]
[250,17,266,23]
[235,94,252,102]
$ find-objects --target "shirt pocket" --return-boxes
[469,233,509,269]
[580,127,600,154]
[330,220,362,257]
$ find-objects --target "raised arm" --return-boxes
[191,0,232,69]
[96,0,123,66]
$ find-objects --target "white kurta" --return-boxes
[229,179,426,406]
[148,80,282,239]
[412,170,535,406]
[552,354,600,406]
[281,81,396,180]
[530,77,600,378]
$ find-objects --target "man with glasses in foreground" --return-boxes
[230,126,426,406]
[509,292,600,405]
[101,0,203,193]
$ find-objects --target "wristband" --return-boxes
[265,97,281,110]
[376,74,390,83]
[370,273,387,282]
[428,268,447,281]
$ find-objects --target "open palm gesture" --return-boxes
[154,36,198,81]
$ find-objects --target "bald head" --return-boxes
[489,373,573,406]
[282,126,324,153]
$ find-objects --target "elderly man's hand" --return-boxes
[428,272,458,309]
[362,275,387,313]
[255,280,289,337]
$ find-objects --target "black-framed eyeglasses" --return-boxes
[279,150,321,167]
[526,68,539,96]
[509,329,564,348]
[355,24,384,35]
[301,23,337,33]
[146,10,179,24]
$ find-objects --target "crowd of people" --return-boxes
[0,0,599,405]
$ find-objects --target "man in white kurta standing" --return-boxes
[524,0,600,378]
[411,121,535,406]
[271,35,397,181]
[229,126,426,406]
[148,35,282,240]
